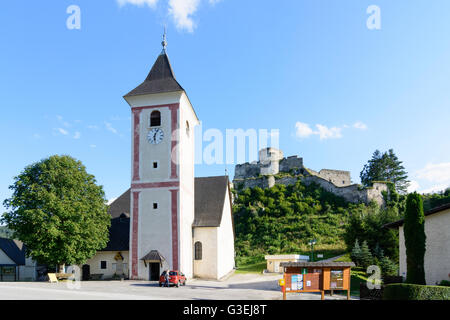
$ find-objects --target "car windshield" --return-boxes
[169,271,177,276]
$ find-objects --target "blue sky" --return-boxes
[1,1,450,210]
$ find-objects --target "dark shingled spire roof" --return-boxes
[124,53,184,97]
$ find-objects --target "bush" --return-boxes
[439,280,450,287]
[383,283,450,300]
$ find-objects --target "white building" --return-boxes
[385,203,450,285]
[0,238,37,281]
[82,40,235,281]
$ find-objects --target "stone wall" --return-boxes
[233,174,387,206]
[279,156,304,174]
[234,162,261,179]
[312,169,352,187]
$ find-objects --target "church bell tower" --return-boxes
[123,34,199,280]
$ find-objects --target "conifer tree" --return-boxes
[360,240,374,268]
[360,149,409,194]
[404,193,426,284]
[351,239,362,266]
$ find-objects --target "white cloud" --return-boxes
[295,120,368,141]
[116,0,221,33]
[420,184,448,195]
[407,180,420,193]
[73,132,81,139]
[56,128,69,135]
[409,162,450,194]
[105,122,118,134]
[117,0,159,8]
[315,124,342,140]
[353,121,368,130]
[416,162,450,184]
[168,0,201,32]
[295,122,342,140]
[295,122,314,139]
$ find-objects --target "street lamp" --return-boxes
[308,239,317,262]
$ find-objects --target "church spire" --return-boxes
[123,28,184,98]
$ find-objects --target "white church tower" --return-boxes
[123,34,199,280]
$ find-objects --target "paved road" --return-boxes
[0,273,356,300]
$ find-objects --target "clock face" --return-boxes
[147,128,164,144]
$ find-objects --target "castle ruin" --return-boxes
[233,148,388,206]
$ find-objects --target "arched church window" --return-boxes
[150,111,161,127]
[194,241,202,260]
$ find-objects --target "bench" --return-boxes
[89,274,103,280]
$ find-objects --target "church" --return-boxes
[82,36,235,281]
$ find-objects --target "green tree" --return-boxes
[1,155,111,272]
[360,149,410,194]
[379,255,398,277]
[404,192,426,285]
[360,240,374,268]
[351,239,362,266]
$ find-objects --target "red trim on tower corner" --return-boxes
[132,109,142,182]
[170,189,179,270]
[169,104,179,180]
[131,191,140,279]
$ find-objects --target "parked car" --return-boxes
[159,270,186,287]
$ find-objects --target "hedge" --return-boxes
[383,283,450,300]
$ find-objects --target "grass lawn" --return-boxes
[235,261,267,274]
[235,250,347,274]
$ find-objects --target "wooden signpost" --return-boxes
[279,262,355,300]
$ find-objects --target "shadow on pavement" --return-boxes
[186,280,279,292]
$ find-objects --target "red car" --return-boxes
[159,270,186,287]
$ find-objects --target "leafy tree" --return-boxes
[404,192,426,285]
[360,149,409,194]
[1,155,111,272]
[422,188,450,211]
[344,204,400,262]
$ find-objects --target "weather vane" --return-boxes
[161,25,167,52]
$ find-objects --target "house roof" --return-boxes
[141,250,166,262]
[0,238,26,265]
[124,53,184,98]
[108,189,130,219]
[280,261,356,268]
[383,202,450,229]
[101,214,130,252]
[193,176,230,227]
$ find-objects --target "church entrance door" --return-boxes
[149,263,160,281]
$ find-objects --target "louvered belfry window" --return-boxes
[150,110,161,127]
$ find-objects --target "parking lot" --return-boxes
[0,273,355,300]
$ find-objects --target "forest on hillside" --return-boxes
[232,179,404,266]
